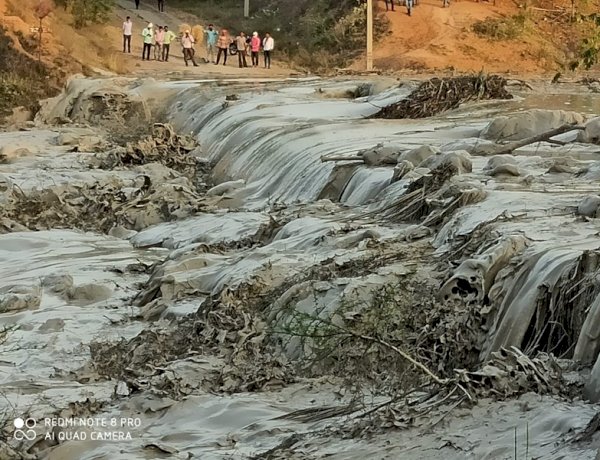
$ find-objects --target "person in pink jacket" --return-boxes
[250,32,261,67]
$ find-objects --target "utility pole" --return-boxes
[244,0,249,18]
[366,0,373,71]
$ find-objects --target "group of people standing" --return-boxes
[122,18,276,69]
[141,22,177,61]
[384,0,449,13]
[133,0,165,11]
[206,26,275,69]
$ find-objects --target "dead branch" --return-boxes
[570,412,600,443]
[370,75,512,119]
[474,123,584,156]
[506,79,534,90]
[320,155,363,162]
[427,396,467,430]
[346,330,448,385]
[530,6,566,12]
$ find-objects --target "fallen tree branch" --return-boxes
[346,329,448,385]
[506,79,534,90]
[320,155,363,162]
[545,139,568,146]
[474,123,584,156]
[250,433,303,459]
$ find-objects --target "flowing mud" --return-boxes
[3,75,600,459]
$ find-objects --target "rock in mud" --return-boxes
[577,195,600,218]
[438,235,529,304]
[319,164,358,200]
[419,150,472,174]
[360,144,401,166]
[69,283,113,305]
[38,318,65,333]
[55,129,97,146]
[480,109,585,141]
[547,157,578,174]
[0,285,41,313]
[487,164,521,177]
[398,145,439,167]
[0,145,30,163]
[484,155,518,170]
[391,160,414,182]
[4,106,33,126]
[42,274,74,295]
[576,117,600,144]
[206,179,246,196]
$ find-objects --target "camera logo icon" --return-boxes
[13,418,37,441]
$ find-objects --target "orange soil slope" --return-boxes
[366,0,562,74]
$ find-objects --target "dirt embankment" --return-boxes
[354,0,593,75]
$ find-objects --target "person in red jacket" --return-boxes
[250,31,261,67]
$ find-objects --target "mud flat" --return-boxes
[2,76,600,459]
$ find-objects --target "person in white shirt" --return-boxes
[123,16,133,53]
[181,30,198,67]
[262,32,274,69]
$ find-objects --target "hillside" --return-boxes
[363,0,583,74]
[0,0,598,118]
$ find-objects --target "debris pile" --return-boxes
[371,75,512,119]
[93,124,203,179]
[89,294,293,396]
[349,153,485,228]
[0,178,207,234]
[37,82,152,141]
[456,347,567,398]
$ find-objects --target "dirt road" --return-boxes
[112,0,293,78]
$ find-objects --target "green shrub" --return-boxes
[472,13,527,40]
[55,0,115,28]
[0,27,57,116]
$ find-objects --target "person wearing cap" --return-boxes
[162,26,176,62]
[205,24,218,63]
[142,22,154,60]
[181,30,198,67]
[250,31,261,67]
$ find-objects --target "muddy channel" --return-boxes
[2,75,600,459]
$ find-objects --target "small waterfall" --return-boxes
[167,83,413,206]
[340,167,393,206]
[482,248,583,360]
[482,247,600,399]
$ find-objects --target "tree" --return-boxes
[35,0,55,62]
[55,0,114,28]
